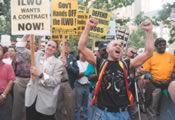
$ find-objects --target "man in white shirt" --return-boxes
[75,52,89,120]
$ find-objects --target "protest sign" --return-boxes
[77,5,88,36]
[52,0,77,41]
[170,8,175,21]
[1,34,11,47]
[116,25,129,42]
[78,5,87,13]
[77,13,88,36]
[89,8,112,39]
[11,0,50,35]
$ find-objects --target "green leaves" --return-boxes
[80,0,135,11]
[0,0,11,34]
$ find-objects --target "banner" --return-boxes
[52,0,77,41]
[89,8,112,39]
[11,0,50,35]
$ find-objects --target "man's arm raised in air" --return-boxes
[130,19,154,68]
[78,18,98,65]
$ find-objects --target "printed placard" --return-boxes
[52,0,77,41]
[77,13,88,36]
[11,0,50,35]
[78,5,87,13]
[89,8,112,38]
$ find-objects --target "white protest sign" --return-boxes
[170,8,175,21]
[1,34,11,47]
[11,0,50,35]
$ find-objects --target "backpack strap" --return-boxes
[119,60,134,106]
[92,60,108,105]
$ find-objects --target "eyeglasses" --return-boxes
[48,44,56,49]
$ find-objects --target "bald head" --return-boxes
[106,40,123,61]
[107,40,123,49]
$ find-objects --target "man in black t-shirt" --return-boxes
[78,18,154,120]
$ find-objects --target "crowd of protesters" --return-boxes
[0,18,175,120]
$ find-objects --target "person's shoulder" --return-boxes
[54,57,65,66]
[96,56,105,62]
[3,63,13,70]
[123,59,130,68]
[165,51,174,56]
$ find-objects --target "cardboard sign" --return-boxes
[76,5,88,36]
[116,25,129,42]
[78,5,87,13]
[77,13,88,36]
[89,8,112,39]
[52,0,78,41]
[11,0,50,35]
[170,8,175,21]
[1,34,11,47]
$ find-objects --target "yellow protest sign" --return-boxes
[89,8,112,39]
[11,0,50,35]
[78,5,87,13]
[77,13,88,36]
[52,0,78,41]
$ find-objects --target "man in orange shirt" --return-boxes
[143,38,175,118]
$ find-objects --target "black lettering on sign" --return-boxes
[21,8,40,13]
[18,0,42,6]
[18,22,44,31]
[77,20,86,25]
[92,27,103,33]
[53,10,67,17]
[61,18,74,26]
[58,2,71,9]
[92,10,107,19]
[68,10,76,17]
[53,19,60,25]
[13,15,17,19]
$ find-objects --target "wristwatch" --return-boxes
[1,93,6,99]
[39,73,44,78]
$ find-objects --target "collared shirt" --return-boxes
[39,56,54,84]
[0,63,16,93]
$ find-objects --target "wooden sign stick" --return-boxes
[30,34,36,80]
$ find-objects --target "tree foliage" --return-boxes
[155,2,175,44]
[128,28,157,49]
[128,28,145,49]
[134,12,159,26]
[0,0,11,34]
[79,0,135,11]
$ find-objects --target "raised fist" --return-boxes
[86,18,98,29]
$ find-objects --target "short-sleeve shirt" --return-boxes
[84,63,97,88]
[0,63,16,93]
[143,51,175,81]
[96,57,130,108]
